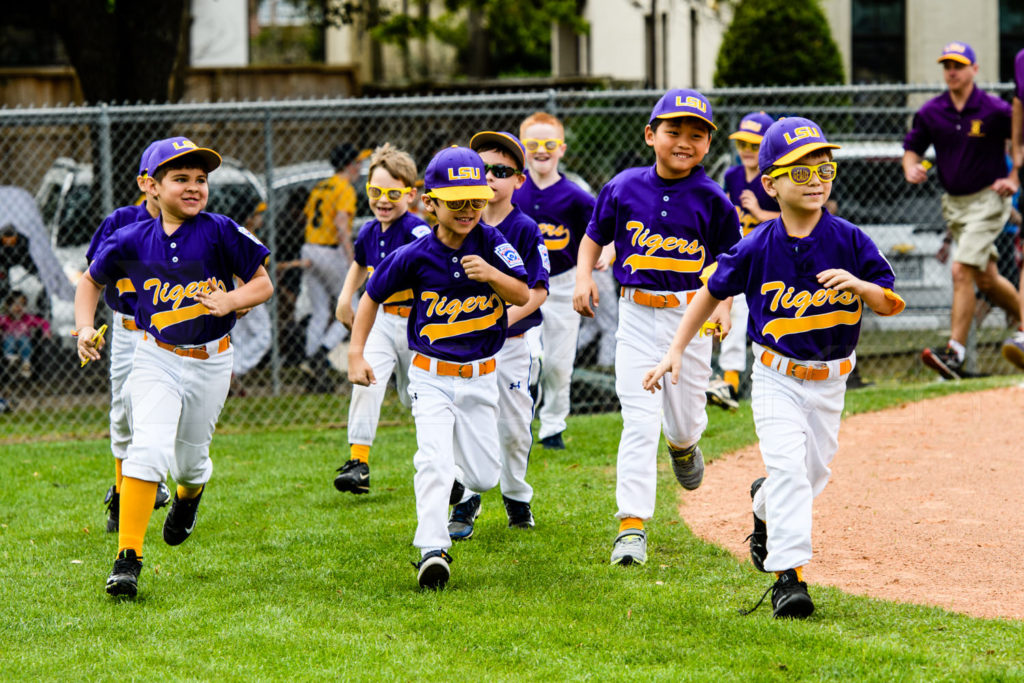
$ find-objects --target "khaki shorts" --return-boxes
[941,188,1011,269]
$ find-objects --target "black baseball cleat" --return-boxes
[413,549,452,590]
[921,345,962,380]
[448,494,482,540]
[746,477,768,572]
[503,495,535,529]
[105,481,172,532]
[771,569,815,618]
[669,443,704,490]
[106,549,143,598]
[163,487,204,546]
[334,459,370,494]
[449,479,466,506]
[540,432,565,450]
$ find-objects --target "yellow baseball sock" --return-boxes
[350,444,370,464]
[723,370,740,393]
[117,477,157,555]
[114,459,123,494]
[176,484,204,500]
[775,567,804,582]
[619,517,644,533]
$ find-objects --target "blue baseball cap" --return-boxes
[469,131,526,171]
[758,117,840,172]
[728,112,775,144]
[649,88,716,130]
[148,136,222,176]
[423,146,495,201]
[937,41,975,66]
[138,139,162,177]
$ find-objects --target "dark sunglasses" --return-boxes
[484,164,520,179]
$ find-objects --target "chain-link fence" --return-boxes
[0,83,1019,441]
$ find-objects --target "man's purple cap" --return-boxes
[648,88,716,130]
[469,131,527,172]
[728,112,775,144]
[758,117,840,172]
[937,41,975,66]
[138,139,162,177]
[147,136,222,176]
[423,146,495,201]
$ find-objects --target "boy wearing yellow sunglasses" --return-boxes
[643,117,904,618]
[333,143,431,496]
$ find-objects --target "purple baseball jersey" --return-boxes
[903,85,1011,196]
[723,164,780,236]
[488,205,550,336]
[365,223,528,362]
[86,204,154,315]
[89,212,270,346]
[1016,49,1024,101]
[706,209,896,361]
[513,172,595,276]
[586,165,741,291]
[354,211,431,306]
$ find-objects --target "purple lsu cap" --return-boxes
[728,112,775,144]
[138,139,162,177]
[148,136,222,176]
[423,146,495,201]
[649,88,716,130]
[469,131,526,172]
[937,41,975,66]
[758,117,840,172]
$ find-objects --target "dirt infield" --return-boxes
[680,385,1024,620]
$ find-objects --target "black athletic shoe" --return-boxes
[746,477,768,572]
[334,459,370,494]
[503,495,535,529]
[163,487,204,546]
[104,481,172,533]
[449,479,465,506]
[106,549,143,598]
[540,432,565,450]
[669,443,704,490]
[154,481,171,509]
[921,345,962,380]
[413,549,452,589]
[771,569,815,619]
[448,494,482,540]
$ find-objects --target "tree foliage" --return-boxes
[714,0,843,87]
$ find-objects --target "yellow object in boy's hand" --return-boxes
[700,321,721,338]
[80,324,108,367]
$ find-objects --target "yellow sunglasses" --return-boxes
[767,161,837,185]
[366,184,413,201]
[734,139,760,151]
[523,138,563,152]
[428,195,488,211]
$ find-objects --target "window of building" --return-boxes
[851,0,905,84]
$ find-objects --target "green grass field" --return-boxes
[2,377,1022,681]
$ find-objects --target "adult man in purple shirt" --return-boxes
[903,41,1020,379]
[1001,49,1024,370]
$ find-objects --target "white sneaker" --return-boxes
[610,529,647,566]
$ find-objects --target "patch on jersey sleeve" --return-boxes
[235,223,266,247]
[495,242,524,269]
[538,244,551,272]
[411,225,431,239]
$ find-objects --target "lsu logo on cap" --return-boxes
[675,95,707,112]
[740,120,764,133]
[448,167,481,181]
[494,242,524,269]
[173,139,199,151]
[944,42,968,55]
[783,126,822,145]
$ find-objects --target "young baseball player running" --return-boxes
[512,112,596,450]
[348,146,529,589]
[444,131,549,538]
[88,140,172,532]
[708,112,781,409]
[573,89,741,567]
[333,143,431,494]
[75,137,273,598]
[643,117,905,618]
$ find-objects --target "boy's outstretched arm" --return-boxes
[641,286,723,392]
[74,269,105,364]
[336,262,369,329]
[573,236,603,317]
[347,292,381,386]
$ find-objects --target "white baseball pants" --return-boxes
[718,293,748,373]
[408,358,501,552]
[536,269,581,440]
[496,335,535,502]
[347,311,414,446]
[614,294,712,520]
[749,343,852,572]
[123,336,233,487]
[108,311,143,460]
[301,243,348,357]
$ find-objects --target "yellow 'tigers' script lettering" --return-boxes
[621,221,706,273]
[759,281,862,340]
[539,223,570,251]
[418,291,505,342]
[143,277,227,310]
